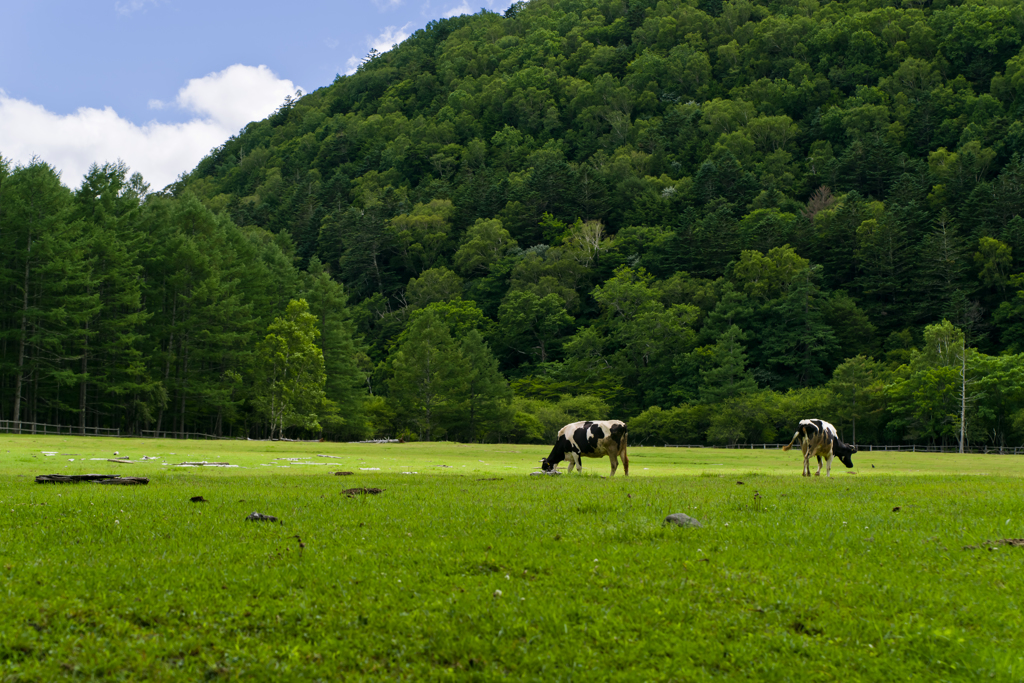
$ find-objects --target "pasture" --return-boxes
[1,436,1022,681]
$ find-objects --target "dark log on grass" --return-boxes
[36,474,119,484]
[36,474,148,485]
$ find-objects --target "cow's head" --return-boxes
[833,442,857,468]
[541,435,570,472]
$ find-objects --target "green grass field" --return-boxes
[1,436,1022,681]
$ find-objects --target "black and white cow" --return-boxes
[782,418,856,477]
[541,420,629,476]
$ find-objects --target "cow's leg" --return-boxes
[566,454,577,473]
[802,445,811,477]
[621,433,629,476]
[825,453,833,477]
[609,453,619,477]
[815,454,824,476]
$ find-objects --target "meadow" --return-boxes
[1,436,1022,681]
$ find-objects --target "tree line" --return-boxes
[4,0,1024,446]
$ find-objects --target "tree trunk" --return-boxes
[12,235,32,429]
[959,341,967,454]
[178,341,189,437]
[79,320,89,434]
[156,297,176,435]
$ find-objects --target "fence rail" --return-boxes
[0,422,1021,454]
[0,420,120,437]
[661,442,1024,455]
[139,430,230,440]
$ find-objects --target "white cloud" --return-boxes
[443,1,472,17]
[373,0,403,8]
[0,65,297,191]
[114,0,159,16]
[175,64,298,131]
[370,24,414,52]
[343,24,414,75]
[344,56,362,76]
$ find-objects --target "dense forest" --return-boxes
[3,0,1024,447]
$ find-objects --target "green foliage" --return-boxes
[387,309,462,440]
[508,394,613,443]
[7,0,1024,445]
[252,299,329,438]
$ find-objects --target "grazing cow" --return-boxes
[541,420,629,476]
[782,418,856,477]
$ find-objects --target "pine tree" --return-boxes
[388,309,460,440]
[71,162,155,433]
[454,330,511,441]
[699,325,757,403]
[303,256,367,438]
[828,355,884,446]
[0,161,78,427]
[914,209,970,324]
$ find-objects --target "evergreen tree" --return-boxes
[71,162,155,433]
[699,325,757,404]
[828,355,884,446]
[914,209,971,324]
[302,256,367,438]
[453,329,512,441]
[0,161,77,427]
[388,309,460,440]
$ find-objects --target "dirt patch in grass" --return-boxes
[342,487,383,496]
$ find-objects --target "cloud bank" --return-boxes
[0,64,297,190]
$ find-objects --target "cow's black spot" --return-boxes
[587,425,604,451]
[573,427,593,454]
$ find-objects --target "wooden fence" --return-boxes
[0,420,120,437]
[139,430,230,440]
[661,442,1024,455]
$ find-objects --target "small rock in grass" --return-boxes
[663,513,702,528]
[493,589,502,598]
[246,512,278,522]
[334,471,355,476]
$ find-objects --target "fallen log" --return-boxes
[36,474,119,484]
[93,477,149,485]
[36,474,149,485]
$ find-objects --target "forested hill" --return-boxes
[4,0,1024,447]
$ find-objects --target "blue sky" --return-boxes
[0,0,512,190]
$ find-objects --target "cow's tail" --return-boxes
[781,431,800,452]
